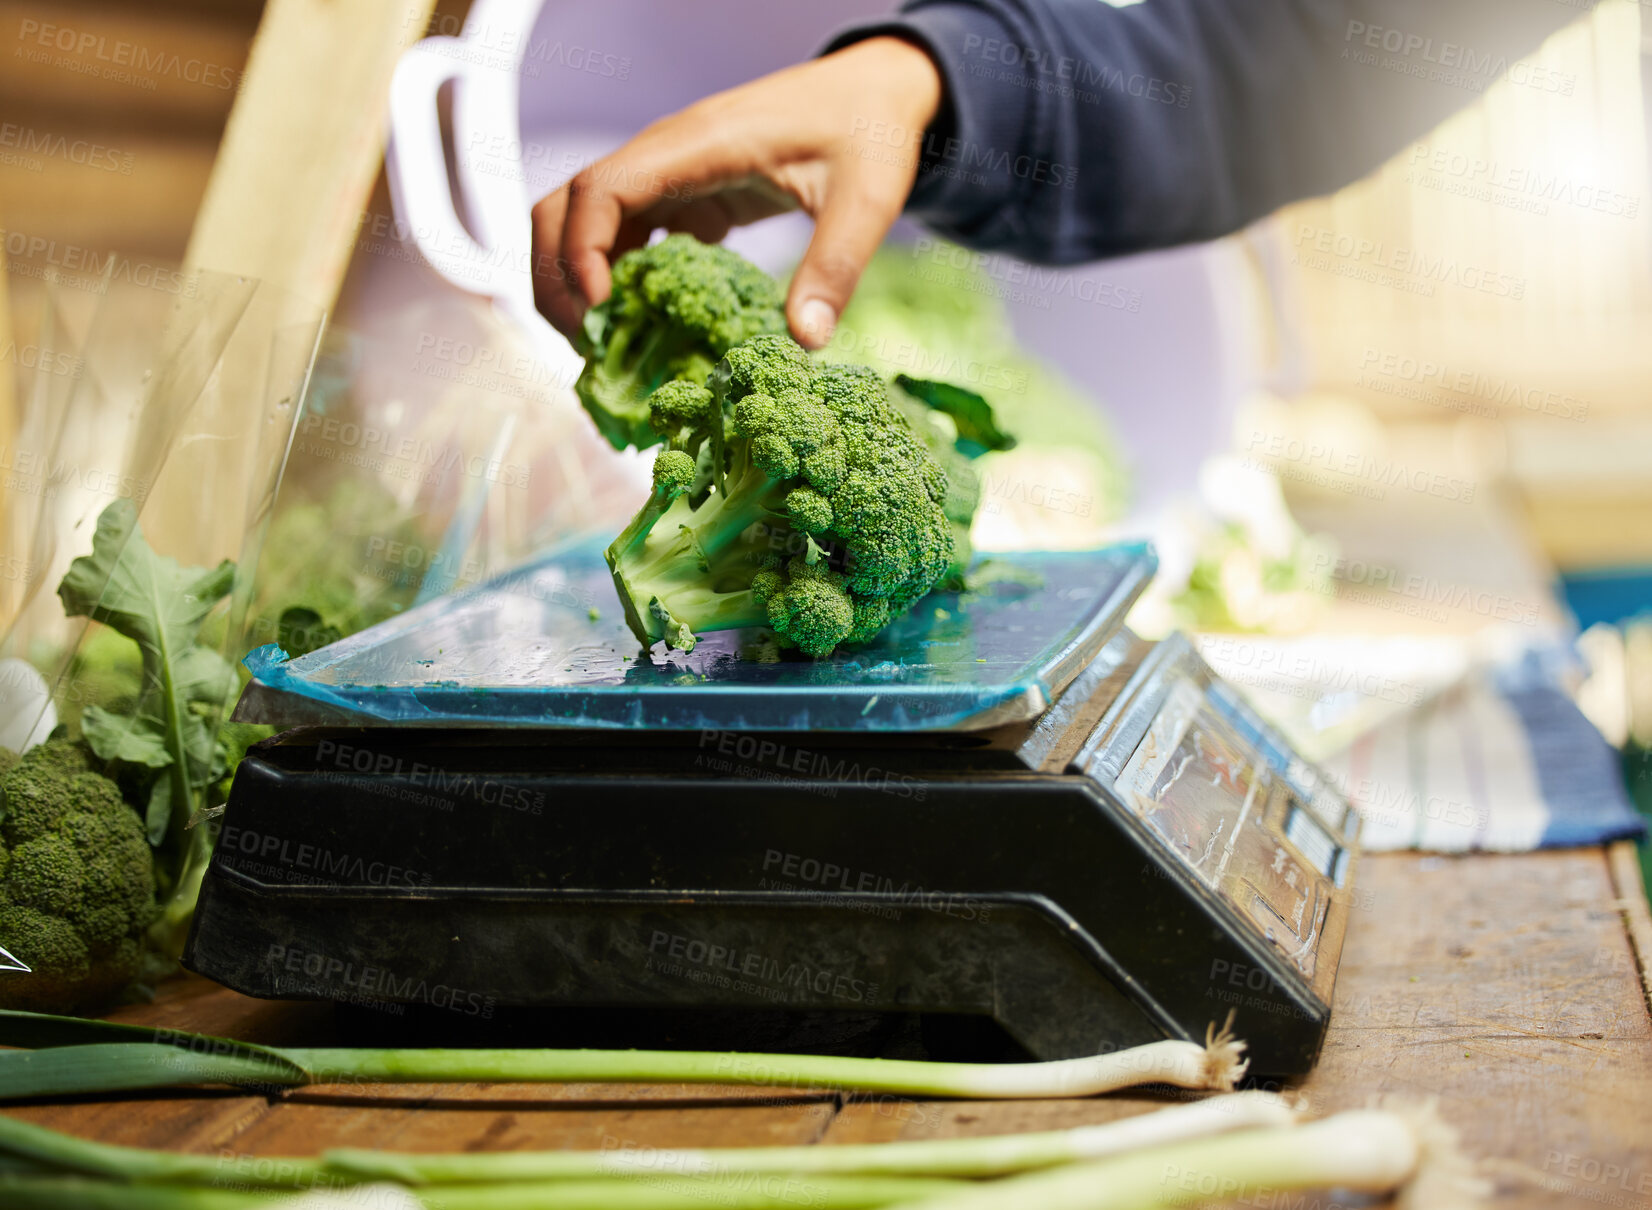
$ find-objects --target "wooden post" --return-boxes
[147,0,441,564]
[0,207,14,625]
[184,0,439,315]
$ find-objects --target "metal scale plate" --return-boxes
[189,541,1359,1075]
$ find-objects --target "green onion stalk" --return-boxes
[0,1012,1248,1103]
[0,1174,967,1210]
[0,1092,1295,1186]
[870,1103,1488,1210]
[0,1101,1485,1210]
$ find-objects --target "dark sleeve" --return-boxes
[825,0,1582,263]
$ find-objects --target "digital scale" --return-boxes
[186,541,1359,1077]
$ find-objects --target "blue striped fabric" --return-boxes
[1493,660,1645,849]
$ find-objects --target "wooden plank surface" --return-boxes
[3,848,1649,1208]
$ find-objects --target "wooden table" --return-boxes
[5,846,1650,1208]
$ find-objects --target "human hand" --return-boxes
[530,35,942,349]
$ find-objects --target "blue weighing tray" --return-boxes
[236,540,1156,732]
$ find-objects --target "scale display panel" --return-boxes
[1077,634,1356,1010]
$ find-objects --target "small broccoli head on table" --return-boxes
[606,334,956,659]
[0,738,157,1012]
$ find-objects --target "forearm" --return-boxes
[828,0,1581,263]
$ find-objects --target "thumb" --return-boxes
[787,175,904,350]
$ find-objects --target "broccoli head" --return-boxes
[574,234,787,450]
[0,737,157,1012]
[605,334,956,658]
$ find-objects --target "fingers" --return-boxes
[530,36,941,344]
[529,188,582,337]
[659,197,735,246]
[785,168,905,350]
[531,106,765,337]
[556,167,628,311]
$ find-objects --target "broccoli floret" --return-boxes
[574,234,787,450]
[0,738,157,1012]
[606,334,955,658]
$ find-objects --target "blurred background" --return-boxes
[2,0,1650,868]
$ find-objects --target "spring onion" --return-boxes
[869,1103,1488,1210]
[0,1011,1247,1102]
[0,1091,1294,1187]
[0,1174,969,1210]
[0,1101,1483,1210]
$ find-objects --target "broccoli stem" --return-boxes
[581,321,675,449]
[604,322,690,409]
[147,825,213,960]
[606,462,785,651]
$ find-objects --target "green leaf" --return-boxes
[0,1006,194,1047]
[79,705,170,769]
[215,721,274,801]
[894,375,1018,457]
[57,499,236,658]
[169,646,238,707]
[0,1044,307,1101]
[0,1010,314,1101]
[56,499,236,836]
[144,777,172,847]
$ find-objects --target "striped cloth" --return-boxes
[1318,652,1645,852]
